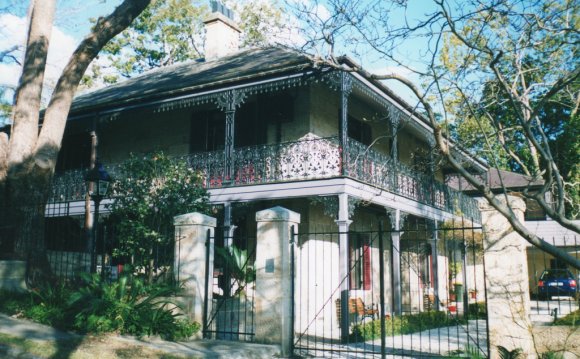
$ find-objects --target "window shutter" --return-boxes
[363,242,371,290]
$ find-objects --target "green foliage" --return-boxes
[447,345,486,358]
[553,309,579,326]
[108,152,210,281]
[0,289,31,316]
[68,273,198,340]
[215,245,256,292]
[541,352,565,359]
[0,88,12,127]
[497,346,524,359]
[467,302,487,319]
[0,275,200,341]
[350,311,462,342]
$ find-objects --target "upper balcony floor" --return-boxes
[50,66,484,222]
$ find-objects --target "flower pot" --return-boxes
[454,284,464,300]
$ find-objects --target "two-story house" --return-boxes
[44,7,487,339]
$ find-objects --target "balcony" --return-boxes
[49,136,480,221]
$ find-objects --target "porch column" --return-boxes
[389,209,403,315]
[389,112,399,164]
[480,196,533,358]
[222,202,237,297]
[173,212,217,339]
[223,202,236,248]
[255,206,300,356]
[216,90,246,184]
[339,72,352,176]
[429,220,440,310]
[336,193,352,341]
[389,111,399,190]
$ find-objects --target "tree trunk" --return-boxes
[7,170,54,285]
[0,0,152,283]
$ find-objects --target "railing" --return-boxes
[49,136,480,221]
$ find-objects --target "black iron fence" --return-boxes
[202,229,256,341]
[293,219,488,358]
[0,201,179,286]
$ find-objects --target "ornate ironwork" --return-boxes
[309,195,338,219]
[231,134,341,185]
[214,90,247,112]
[49,136,480,222]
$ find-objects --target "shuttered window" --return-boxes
[349,234,371,290]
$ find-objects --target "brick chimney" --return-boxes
[204,1,241,60]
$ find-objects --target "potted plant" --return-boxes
[453,282,464,301]
[468,288,478,299]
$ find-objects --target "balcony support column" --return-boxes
[429,220,441,310]
[216,90,246,185]
[339,73,352,176]
[389,209,403,316]
[335,193,352,342]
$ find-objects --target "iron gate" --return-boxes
[202,228,256,341]
[292,219,489,358]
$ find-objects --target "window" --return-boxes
[56,133,91,171]
[190,110,225,152]
[350,233,371,290]
[348,116,372,146]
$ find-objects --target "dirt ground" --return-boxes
[532,325,580,357]
[0,333,190,359]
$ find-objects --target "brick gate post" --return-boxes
[173,212,217,339]
[255,206,301,357]
[480,196,534,358]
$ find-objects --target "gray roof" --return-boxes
[524,220,580,247]
[70,47,313,115]
[447,168,544,193]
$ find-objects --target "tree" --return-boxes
[108,152,210,282]
[83,0,289,87]
[0,0,152,282]
[289,0,580,269]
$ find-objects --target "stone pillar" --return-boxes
[255,206,301,357]
[173,212,217,339]
[0,260,27,292]
[481,197,534,358]
[336,193,352,341]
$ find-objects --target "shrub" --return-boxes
[350,310,462,341]
[108,152,210,282]
[0,289,32,315]
[553,309,579,326]
[467,302,487,319]
[68,273,199,340]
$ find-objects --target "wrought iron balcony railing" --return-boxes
[49,136,480,221]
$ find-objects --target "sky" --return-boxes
[0,0,434,125]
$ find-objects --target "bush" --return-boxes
[68,273,199,340]
[0,274,200,341]
[467,302,487,319]
[0,289,31,315]
[350,311,463,342]
[108,152,210,282]
[553,309,579,326]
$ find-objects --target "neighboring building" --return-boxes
[42,6,488,337]
[447,168,580,297]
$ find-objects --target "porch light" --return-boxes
[84,161,112,275]
[85,162,112,198]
